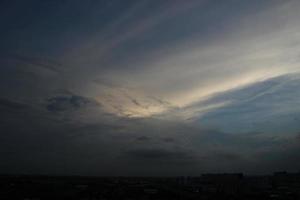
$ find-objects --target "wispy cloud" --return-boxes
[59,1,300,119]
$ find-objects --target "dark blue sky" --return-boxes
[1,0,300,176]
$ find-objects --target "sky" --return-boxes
[1,0,300,176]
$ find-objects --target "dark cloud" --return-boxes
[72,123,127,137]
[247,135,300,174]
[46,95,99,112]
[1,53,61,73]
[123,93,150,110]
[296,133,300,141]
[136,136,151,141]
[194,74,300,134]
[130,98,144,108]
[0,100,299,175]
[125,148,193,161]
[162,137,175,143]
[93,77,123,88]
[210,152,243,162]
[150,96,174,108]
[0,98,28,111]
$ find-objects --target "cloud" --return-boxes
[136,136,151,141]
[207,152,243,162]
[59,0,300,119]
[0,95,298,175]
[125,148,194,161]
[193,73,300,134]
[64,0,205,63]
[0,98,28,111]
[46,94,99,112]
[162,137,175,143]
[1,0,300,176]
[1,53,61,73]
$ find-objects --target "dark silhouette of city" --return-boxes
[1,171,299,199]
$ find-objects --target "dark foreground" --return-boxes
[0,172,299,200]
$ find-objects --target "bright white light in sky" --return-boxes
[60,0,300,118]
